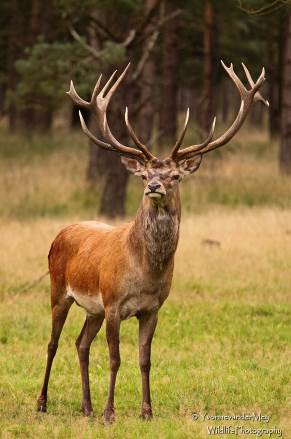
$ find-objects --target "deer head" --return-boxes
[67,62,268,203]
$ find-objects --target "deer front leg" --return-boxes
[103,310,120,424]
[138,311,158,420]
[75,313,104,417]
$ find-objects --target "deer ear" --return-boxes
[179,154,203,175]
[121,157,143,175]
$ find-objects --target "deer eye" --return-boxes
[141,174,147,180]
[171,174,180,180]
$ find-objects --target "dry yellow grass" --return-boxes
[174,207,291,304]
[1,207,291,306]
[0,147,88,219]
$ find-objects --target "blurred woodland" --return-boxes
[0,0,291,217]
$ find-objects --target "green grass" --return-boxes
[0,294,290,438]
[1,125,291,438]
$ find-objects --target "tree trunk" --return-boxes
[137,59,155,145]
[86,61,131,217]
[159,0,179,147]
[0,84,5,116]
[98,91,129,217]
[86,1,162,217]
[137,0,157,145]
[268,23,280,138]
[85,3,156,217]
[86,114,104,182]
[99,154,129,218]
[199,0,216,132]
[84,9,132,217]
[280,11,291,174]
[86,12,109,183]
[221,79,230,124]
[7,0,28,131]
[28,0,54,132]
[85,103,129,218]
[7,0,53,133]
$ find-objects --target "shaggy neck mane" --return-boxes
[129,190,181,273]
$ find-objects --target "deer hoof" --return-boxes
[140,403,153,420]
[140,406,153,421]
[103,408,115,424]
[37,396,47,413]
[140,411,153,421]
[82,405,94,417]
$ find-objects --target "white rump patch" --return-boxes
[67,286,104,315]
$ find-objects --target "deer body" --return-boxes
[51,188,180,321]
[37,62,268,423]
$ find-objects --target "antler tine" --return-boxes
[105,63,131,101]
[254,67,268,97]
[242,63,267,96]
[99,70,118,98]
[199,101,245,156]
[125,107,154,160]
[78,110,145,163]
[67,81,91,109]
[170,108,190,159]
[97,63,156,158]
[221,60,247,98]
[67,63,152,163]
[170,61,268,161]
[91,74,103,104]
[241,62,255,87]
[78,110,115,151]
[192,117,216,152]
[242,63,269,107]
[172,116,216,160]
[67,75,103,109]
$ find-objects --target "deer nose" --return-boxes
[148,182,161,192]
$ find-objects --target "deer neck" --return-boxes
[129,188,181,273]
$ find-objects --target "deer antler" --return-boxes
[170,61,269,161]
[67,63,155,163]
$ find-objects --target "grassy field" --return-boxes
[0,125,291,438]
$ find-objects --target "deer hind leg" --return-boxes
[37,294,73,413]
[75,313,104,417]
[138,311,158,420]
[103,310,121,424]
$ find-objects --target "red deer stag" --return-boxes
[37,62,268,423]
